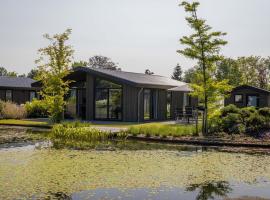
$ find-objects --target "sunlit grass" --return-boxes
[0,119,50,127]
[127,123,201,137]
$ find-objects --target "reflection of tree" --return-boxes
[186,181,232,200]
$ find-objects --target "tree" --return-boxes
[0,67,8,76]
[89,55,121,70]
[27,68,39,79]
[36,29,74,122]
[237,56,270,89]
[216,58,243,87]
[171,63,183,81]
[183,67,197,83]
[71,60,88,68]
[145,69,154,75]
[178,1,232,135]
[7,71,18,77]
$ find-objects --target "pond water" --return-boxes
[1,141,270,200]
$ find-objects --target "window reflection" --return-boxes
[95,78,122,120]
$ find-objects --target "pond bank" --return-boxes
[2,125,270,150]
[127,135,270,149]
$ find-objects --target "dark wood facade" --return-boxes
[0,88,38,105]
[69,71,197,122]
[225,85,270,108]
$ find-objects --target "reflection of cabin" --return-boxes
[225,85,270,108]
[0,76,38,104]
[33,67,198,122]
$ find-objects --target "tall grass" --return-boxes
[127,123,200,137]
[50,121,127,149]
[0,101,27,119]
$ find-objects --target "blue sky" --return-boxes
[0,0,269,77]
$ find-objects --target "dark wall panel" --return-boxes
[157,89,167,120]
[0,90,5,101]
[123,85,139,122]
[85,74,94,120]
[225,88,270,108]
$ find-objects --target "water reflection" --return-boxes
[186,181,232,200]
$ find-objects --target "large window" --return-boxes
[167,92,172,119]
[95,78,122,120]
[30,91,36,102]
[234,94,243,103]
[6,90,12,101]
[144,89,154,120]
[247,95,258,107]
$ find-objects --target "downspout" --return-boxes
[137,88,144,123]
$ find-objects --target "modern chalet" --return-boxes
[225,85,270,108]
[0,76,38,104]
[42,67,198,122]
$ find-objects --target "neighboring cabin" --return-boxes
[0,76,39,104]
[225,85,270,108]
[33,67,197,122]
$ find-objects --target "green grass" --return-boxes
[127,123,201,137]
[0,119,50,127]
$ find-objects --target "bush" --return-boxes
[246,113,266,134]
[220,104,241,117]
[221,113,243,134]
[0,101,27,119]
[258,107,270,118]
[25,99,49,118]
[239,107,256,125]
[210,105,270,135]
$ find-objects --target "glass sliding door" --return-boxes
[94,78,122,120]
[144,89,154,120]
[109,89,122,120]
[167,92,172,119]
[95,89,108,119]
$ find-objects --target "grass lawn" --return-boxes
[0,119,51,127]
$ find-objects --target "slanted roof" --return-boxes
[69,67,187,89]
[0,76,36,89]
[168,84,193,92]
[232,85,270,94]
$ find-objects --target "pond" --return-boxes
[1,141,270,200]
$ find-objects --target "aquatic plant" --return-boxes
[50,122,127,149]
[127,123,200,137]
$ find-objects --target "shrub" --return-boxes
[25,99,49,118]
[258,107,270,118]
[220,104,240,117]
[1,101,27,119]
[221,113,243,134]
[246,113,266,134]
[208,111,222,134]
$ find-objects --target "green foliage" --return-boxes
[216,58,243,87]
[50,121,127,149]
[220,104,240,117]
[25,99,49,118]
[246,113,266,133]
[89,55,121,70]
[210,105,270,135]
[36,29,74,123]
[27,68,39,79]
[171,63,183,81]
[178,1,232,134]
[127,123,200,137]
[71,60,88,68]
